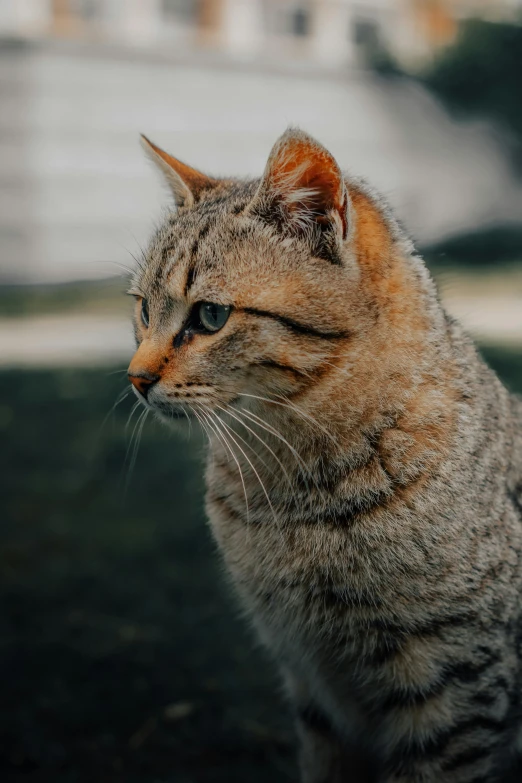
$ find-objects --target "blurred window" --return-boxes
[353,17,387,65]
[353,19,380,49]
[70,0,100,21]
[162,0,197,22]
[291,7,309,37]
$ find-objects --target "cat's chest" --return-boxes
[205,476,386,640]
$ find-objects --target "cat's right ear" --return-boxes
[140,135,218,209]
[248,128,350,264]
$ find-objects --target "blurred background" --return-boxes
[1,2,521,781]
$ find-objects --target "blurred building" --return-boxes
[0,0,521,70]
[1,0,522,287]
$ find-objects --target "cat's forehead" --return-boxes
[141,198,305,302]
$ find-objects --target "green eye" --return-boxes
[198,302,230,333]
[141,298,149,328]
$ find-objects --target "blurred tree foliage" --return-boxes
[421,19,522,162]
[421,224,522,269]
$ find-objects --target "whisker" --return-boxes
[125,247,147,275]
[193,405,230,462]
[121,406,147,492]
[125,400,142,434]
[189,407,213,451]
[197,405,251,527]
[273,392,341,450]
[239,391,342,452]
[209,409,284,540]
[234,406,320,497]
[124,408,148,492]
[87,259,137,277]
[99,386,131,436]
[124,232,148,269]
[178,405,193,436]
[213,405,277,478]
[189,407,215,473]
[216,404,294,493]
[235,406,307,471]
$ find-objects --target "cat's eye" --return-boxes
[198,302,230,333]
[141,298,150,328]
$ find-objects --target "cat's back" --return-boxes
[447,318,522,501]
[508,391,522,509]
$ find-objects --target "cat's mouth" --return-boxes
[131,385,196,420]
[150,399,196,421]
[162,406,194,420]
[131,383,242,423]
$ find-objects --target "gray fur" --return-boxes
[129,129,522,782]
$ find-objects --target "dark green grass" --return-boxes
[0,370,294,783]
[1,346,521,782]
[421,226,522,271]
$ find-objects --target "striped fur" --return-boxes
[129,129,522,782]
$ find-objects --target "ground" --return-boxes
[1,347,522,782]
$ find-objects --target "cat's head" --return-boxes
[128,129,410,432]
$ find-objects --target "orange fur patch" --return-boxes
[266,135,348,237]
[141,135,218,197]
[128,339,166,382]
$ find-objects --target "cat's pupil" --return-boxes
[199,302,230,333]
[141,299,149,328]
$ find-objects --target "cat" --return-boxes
[127,128,522,782]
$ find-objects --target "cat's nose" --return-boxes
[128,371,159,399]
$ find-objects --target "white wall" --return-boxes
[0,0,51,34]
[2,43,521,283]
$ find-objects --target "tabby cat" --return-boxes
[127,129,522,782]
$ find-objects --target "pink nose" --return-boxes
[128,372,158,398]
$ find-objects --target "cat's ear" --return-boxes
[140,135,218,209]
[250,129,350,261]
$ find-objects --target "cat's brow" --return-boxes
[242,307,350,340]
[184,221,212,297]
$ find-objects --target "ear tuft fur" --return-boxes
[140,134,218,209]
[249,129,350,262]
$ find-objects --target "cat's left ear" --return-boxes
[140,135,218,209]
[249,129,350,263]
